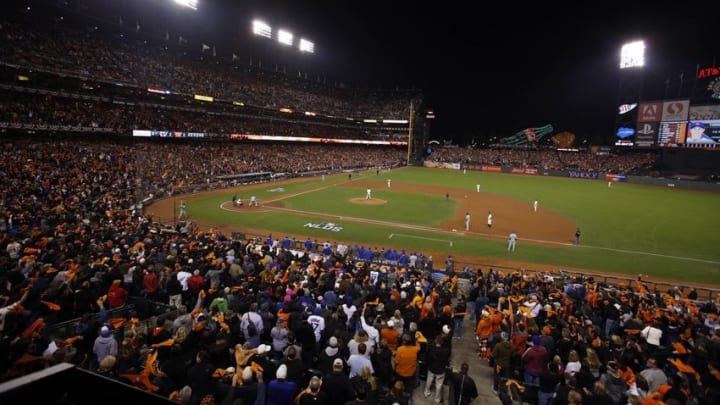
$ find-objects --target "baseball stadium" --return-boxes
[1,2,719,405]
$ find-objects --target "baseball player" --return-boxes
[366,188,372,199]
[533,200,538,212]
[487,211,493,228]
[508,230,517,251]
[465,212,471,231]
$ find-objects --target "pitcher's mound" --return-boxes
[350,197,386,205]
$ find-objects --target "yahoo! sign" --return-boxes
[568,171,599,179]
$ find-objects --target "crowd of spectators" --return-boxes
[0,135,717,405]
[471,270,720,405]
[0,134,469,405]
[1,10,718,405]
[0,19,421,122]
[428,147,659,175]
[0,78,410,141]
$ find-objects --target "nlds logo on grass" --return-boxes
[304,222,343,232]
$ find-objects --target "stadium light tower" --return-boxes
[614,40,646,147]
[620,40,645,69]
[173,0,198,10]
[252,20,272,38]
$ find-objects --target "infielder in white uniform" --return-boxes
[533,200,538,212]
[487,211,493,228]
[465,212,471,231]
[366,188,372,199]
[508,230,518,251]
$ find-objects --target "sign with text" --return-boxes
[661,100,690,122]
[637,102,663,123]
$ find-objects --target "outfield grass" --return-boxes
[186,167,720,284]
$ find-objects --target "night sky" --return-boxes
[17,1,720,144]
[204,2,720,144]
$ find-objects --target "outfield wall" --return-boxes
[432,161,720,192]
[625,175,720,192]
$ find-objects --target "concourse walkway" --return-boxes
[409,307,502,405]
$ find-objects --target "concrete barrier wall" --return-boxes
[625,175,720,192]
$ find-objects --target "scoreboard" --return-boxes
[657,122,687,147]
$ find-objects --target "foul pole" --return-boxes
[407,100,415,165]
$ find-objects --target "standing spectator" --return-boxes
[106,279,128,308]
[307,309,326,345]
[371,340,394,391]
[270,318,289,359]
[448,363,478,405]
[187,350,215,405]
[452,298,467,338]
[142,268,160,300]
[321,358,354,404]
[267,365,297,405]
[423,335,450,403]
[282,346,305,384]
[316,336,342,375]
[491,331,514,392]
[167,272,183,308]
[599,361,627,405]
[380,320,400,351]
[538,362,561,405]
[92,325,118,370]
[386,381,410,405]
[348,342,374,378]
[522,335,548,385]
[640,321,663,354]
[394,333,421,391]
[295,376,330,405]
[476,310,492,359]
[230,366,265,405]
[639,357,667,394]
[241,303,265,343]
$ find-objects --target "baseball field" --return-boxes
[147,166,720,286]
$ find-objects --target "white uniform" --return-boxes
[179,202,187,218]
[487,212,493,228]
[387,179,391,188]
[465,213,471,231]
[508,231,518,251]
[533,200,538,212]
[250,196,258,206]
[366,188,372,199]
[476,184,480,192]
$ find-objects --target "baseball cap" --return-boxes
[276,364,287,379]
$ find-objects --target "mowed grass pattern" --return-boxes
[185,167,720,284]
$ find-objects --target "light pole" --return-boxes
[615,40,646,147]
